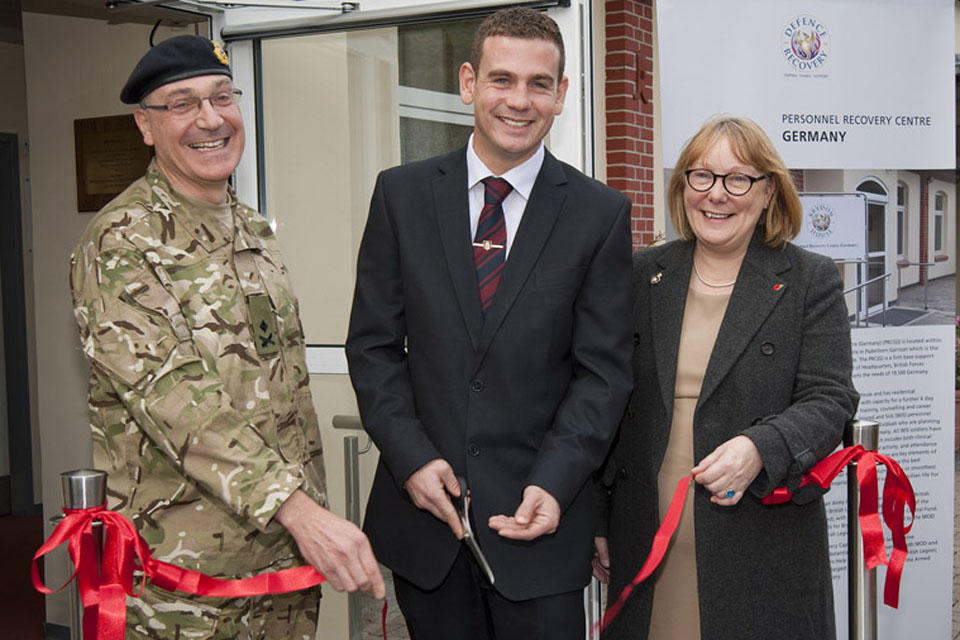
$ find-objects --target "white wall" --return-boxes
[21,11,185,625]
[926,176,956,281]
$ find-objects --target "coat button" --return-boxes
[625,405,635,418]
[471,380,484,392]
[467,443,480,456]
[633,333,640,346]
[760,342,775,356]
[619,467,629,479]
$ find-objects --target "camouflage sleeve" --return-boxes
[71,243,305,532]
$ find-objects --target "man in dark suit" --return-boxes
[346,7,632,639]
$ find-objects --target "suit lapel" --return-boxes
[649,241,693,418]
[434,150,483,350]
[697,239,791,408]
[476,152,566,355]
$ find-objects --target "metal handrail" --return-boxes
[332,414,364,431]
[895,261,936,310]
[843,272,890,293]
[843,272,891,327]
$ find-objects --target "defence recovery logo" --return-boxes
[782,15,830,72]
[807,203,835,239]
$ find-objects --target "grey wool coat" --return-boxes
[599,236,859,640]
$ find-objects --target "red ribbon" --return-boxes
[597,445,915,634]
[32,505,327,640]
[760,444,915,607]
[599,475,692,633]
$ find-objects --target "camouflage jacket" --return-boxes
[69,160,326,578]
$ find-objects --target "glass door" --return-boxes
[857,179,889,321]
[258,20,483,638]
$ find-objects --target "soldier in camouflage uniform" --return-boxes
[69,35,384,639]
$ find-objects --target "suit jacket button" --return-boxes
[625,405,635,418]
[618,467,628,479]
[760,342,775,356]
[471,380,484,392]
[633,333,640,346]
[467,443,480,456]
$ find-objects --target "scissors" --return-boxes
[453,475,496,585]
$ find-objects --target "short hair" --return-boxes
[470,7,565,79]
[668,116,803,248]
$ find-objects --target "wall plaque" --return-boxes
[74,115,152,212]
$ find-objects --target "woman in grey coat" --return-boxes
[593,116,859,640]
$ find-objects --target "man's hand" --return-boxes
[487,485,560,541]
[274,490,385,599]
[592,536,610,583]
[403,458,464,539]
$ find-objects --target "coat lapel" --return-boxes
[697,238,791,408]
[434,149,483,351]
[476,151,565,355]
[649,241,693,418]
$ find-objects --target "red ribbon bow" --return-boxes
[761,444,915,608]
[598,444,915,634]
[32,505,326,640]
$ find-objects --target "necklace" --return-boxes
[693,259,737,288]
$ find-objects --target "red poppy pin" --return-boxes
[773,284,784,291]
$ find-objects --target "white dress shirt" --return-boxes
[466,134,545,259]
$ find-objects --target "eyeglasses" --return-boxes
[140,88,243,116]
[685,169,768,196]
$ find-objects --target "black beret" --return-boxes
[120,35,232,105]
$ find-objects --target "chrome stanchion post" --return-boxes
[585,577,602,640]
[60,469,107,640]
[844,420,879,640]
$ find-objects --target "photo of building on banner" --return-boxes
[656,1,956,638]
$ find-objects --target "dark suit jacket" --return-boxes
[346,147,633,600]
[601,237,859,640]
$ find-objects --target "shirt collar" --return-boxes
[466,133,544,200]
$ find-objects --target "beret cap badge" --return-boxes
[212,40,230,66]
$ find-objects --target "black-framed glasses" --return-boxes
[140,88,243,117]
[685,169,768,196]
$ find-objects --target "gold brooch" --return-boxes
[650,272,662,285]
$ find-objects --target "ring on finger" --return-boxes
[721,489,735,499]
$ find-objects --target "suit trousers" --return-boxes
[393,547,585,640]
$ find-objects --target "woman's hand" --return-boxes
[691,435,763,506]
[592,536,610,583]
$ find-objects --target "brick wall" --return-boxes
[605,0,655,249]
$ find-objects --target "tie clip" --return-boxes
[473,240,504,251]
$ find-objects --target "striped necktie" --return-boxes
[474,177,513,316]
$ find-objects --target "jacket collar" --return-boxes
[434,147,568,357]
[649,234,792,414]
